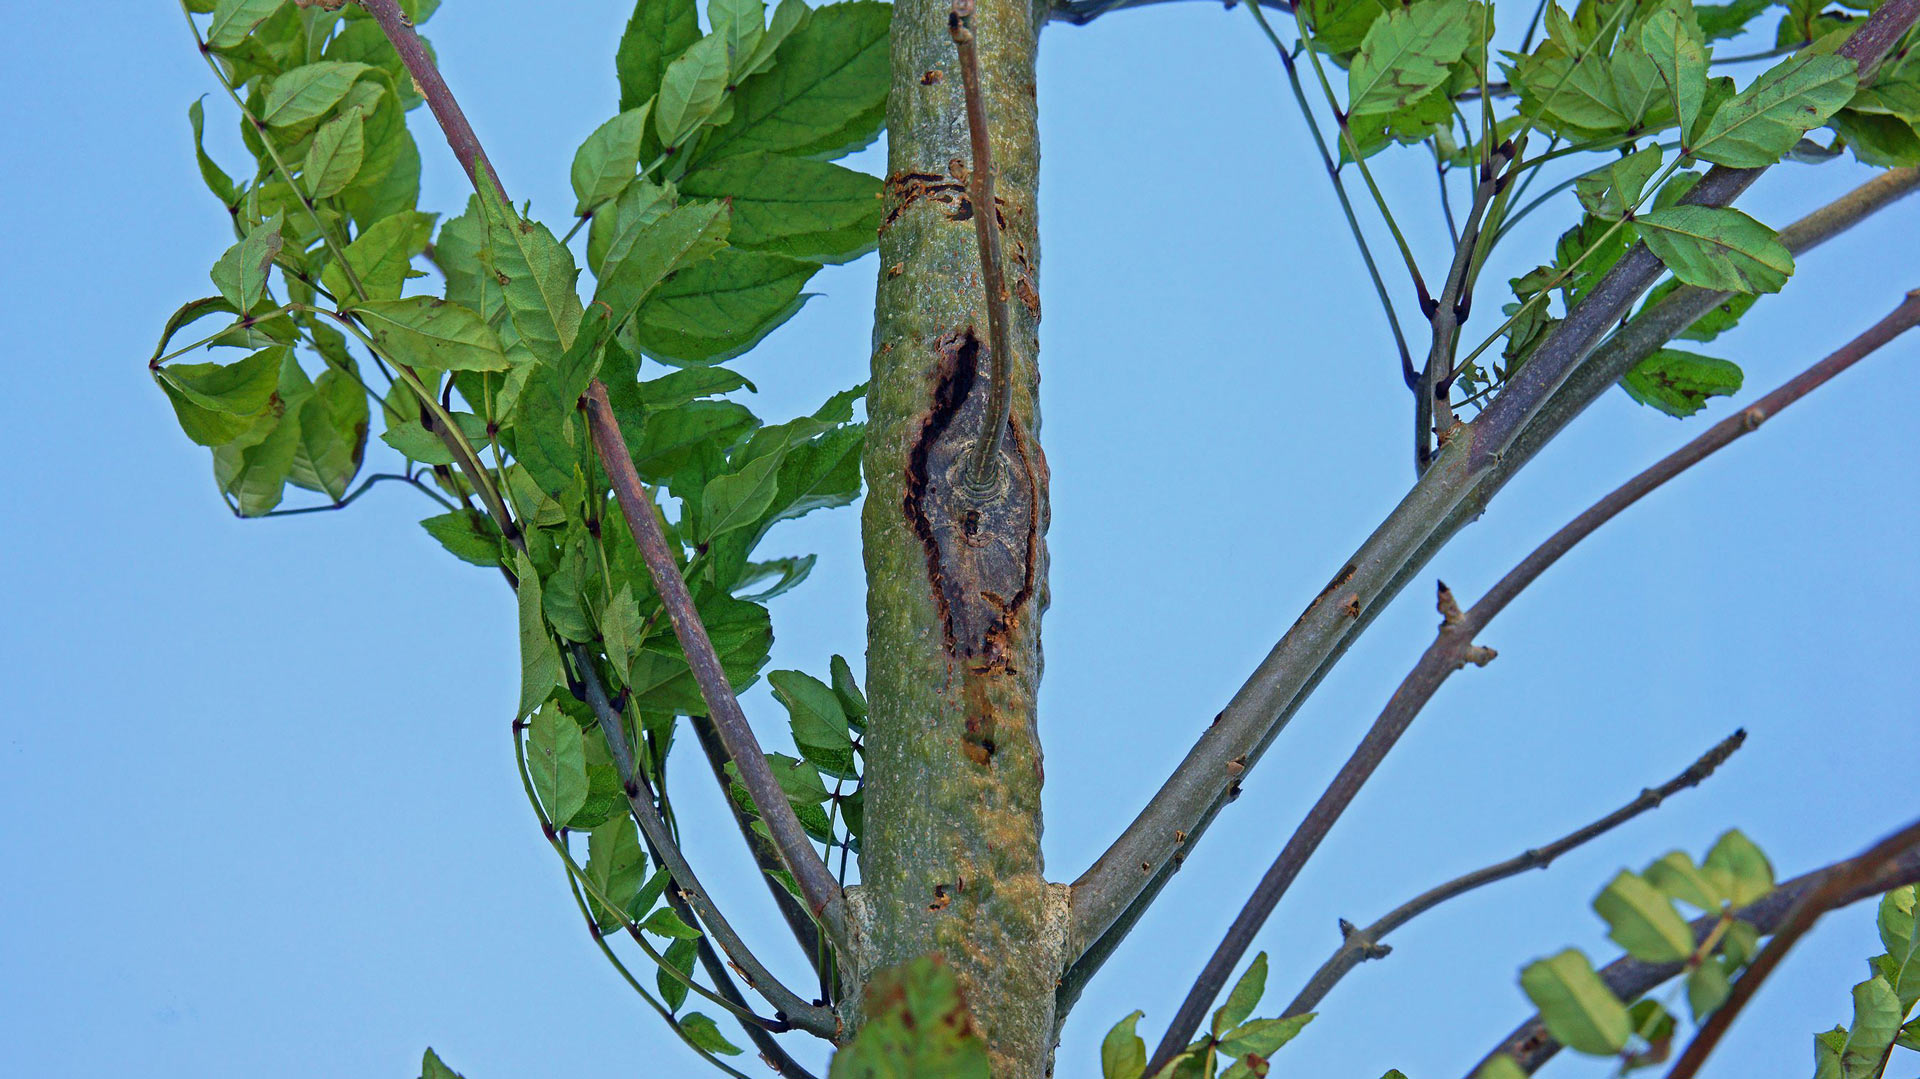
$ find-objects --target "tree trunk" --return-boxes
[847,0,1063,1073]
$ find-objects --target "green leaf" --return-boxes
[1621,348,1744,416]
[1639,277,1758,342]
[584,815,648,928]
[617,0,702,114]
[741,0,808,78]
[527,702,588,823]
[829,957,991,1079]
[1702,829,1774,906]
[830,654,867,729]
[633,249,817,365]
[1520,948,1632,1055]
[1218,1013,1313,1059]
[656,34,733,147]
[735,554,817,601]
[710,0,767,75]
[640,906,704,940]
[351,298,511,372]
[1831,108,1920,167]
[419,1047,466,1079]
[586,178,682,278]
[1897,1015,1920,1053]
[571,105,652,216]
[154,347,282,425]
[1875,886,1920,1008]
[288,369,366,501]
[679,152,882,263]
[1641,9,1708,137]
[769,669,854,778]
[601,583,647,680]
[1102,1011,1147,1079]
[1691,53,1858,166]
[626,591,772,714]
[303,106,366,199]
[593,199,731,329]
[1836,976,1903,1077]
[1636,205,1793,294]
[694,1,890,165]
[1685,960,1732,1021]
[1696,0,1772,41]
[261,62,369,128]
[211,217,284,315]
[207,0,287,48]
[323,209,435,301]
[1643,850,1725,911]
[765,751,831,805]
[477,177,584,367]
[1474,1058,1529,1079]
[215,389,305,517]
[678,1012,743,1056]
[515,553,565,719]
[420,511,506,567]
[658,936,699,1011]
[188,98,238,206]
[700,452,786,542]
[1301,0,1390,59]
[1575,149,1662,221]
[1214,952,1268,1037]
[1595,871,1697,963]
[1347,0,1474,117]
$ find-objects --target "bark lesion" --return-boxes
[902,328,1041,668]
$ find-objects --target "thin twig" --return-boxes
[1418,143,1513,473]
[512,725,784,1030]
[1248,1,1416,390]
[245,471,455,517]
[1282,731,1747,1018]
[509,728,760,1079]
[949,0,1017,491]
[1047,0,1294,25]
[355,0,505,198]
[687,713,827,975]
[1143,287,1920,1072]
[582,381,846,944]
[569,649,840,1038]
[1470,833,1920,1077]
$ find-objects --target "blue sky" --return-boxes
[3,2,1916,1078]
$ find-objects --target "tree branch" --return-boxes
[1281,730,1746,1019]
[1048,0,1293,26]
[1063,0,1920,978]
[1663,821,1920,1079]
[582,381,847,946]
[355,0,505,198]
[686,713,828,978]
[1468,823,1920,1077]
[1418,143,1512,472]
[949,0,1017,490]
[1057,167,1919,1022]
[570,650,840,1039]
[1144,285,1920,1070]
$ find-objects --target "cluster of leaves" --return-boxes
[1811,884,1920,1079]
[730,659,869,867]
[1474,830,1777,1078]
[155,0,892,1062]
[1288,0,1919,419]
[1101,953,1316,1079]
